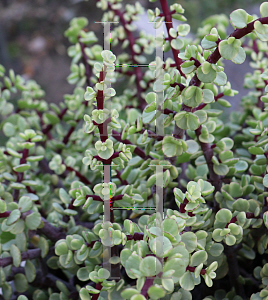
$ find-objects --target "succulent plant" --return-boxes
[2,0,268,299]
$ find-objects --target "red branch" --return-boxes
[159,0,185,78]
[92,151,121,165]
[91,283,102,300]
[0,211,11,218]
[112,130,152,160]
[186,266,206,275]
[140,277,155,298]
[225,212,261,228]
[192,92,224,112]
[65,165,91,185]
[107,2,146,110]
[127,232,144,241]
[179,198,194,217]
[86,194,124,203]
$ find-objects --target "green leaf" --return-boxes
[6,209,21,226]
[213,164,229,176]
[3,122,15,137]
[179,271,195,291]
[208,243,224,257]
[10,244,21,267]
[186,140,199,154]
[235,160,248,172]
[254,21,268,41]
[232,198,249,212]
[125,253,142,278]
[80,288,91,300]
[148,285,166,300]
[0,200,7,213]
[140,256,162,277]
[231,47,246,64]
[6,148,22,158]
[149,236,173,257]
[225,234,236,246]
[162,278,174,292]
[203,89,215,104]
[264,211,268,229]
[18,196,32,213]
[171,39,184,50]
[17,296,28,300]
[217,98,231,108]
[215,208,232,223]
[14,273,28,293]
[130,295,147,300]
[204,273,213,287]
[0,232,15,244]
[26,155,44,162]
[59,188,71,204]
[145,92,158,104]
[194,110,207,124]
[181,232,197,253]
[163,218,179,236]
[121,288,139,299]
[13,164,31,173]
[25,260,36,282]
[38,236,49,258]
[47,256,59,269]
[163,258,187,279]
[214,71,227,86]
[230,9,248,28]
[77,267,90,281]
[260,2,268,17]
[182,86,204,107]
[25,212,41,230]
[197,64,217,83]
[43,113,60,125]
[228,223,241,235]
[55,241,69,256]
[190,250,208,266]
[219,38,241,60]
[162,136,186,157]
[97,268,110,280]
[2,283,12,300]
[188,113,200,131]
[263,174,268,188]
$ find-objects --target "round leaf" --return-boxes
[230,9,248,28]
[216,208,232,223]
[25,212,41,230]
[140,256,162,277]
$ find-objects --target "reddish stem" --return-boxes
[112,130,152,160]
[107,2,146,110]
[115,170,128,185]
[65,165,91,185]
[159,0,185,78]
[186,266,206,275]
[93,151,121,165]
[127,232,144,241]
[225,212,261,228]
[86,194,124,203]
[140,277,155,298]
[192,92,224,112]
[62,126,75,145]
[0,211,11,218]
[91,283,102,300]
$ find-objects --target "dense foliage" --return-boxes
[2,0,268,299]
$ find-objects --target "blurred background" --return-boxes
[0,0,265,111]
